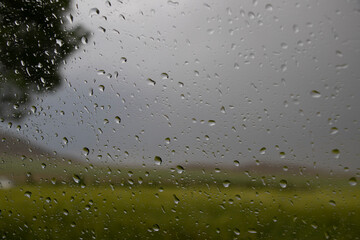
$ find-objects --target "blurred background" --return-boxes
[0,0,359,238]
[1,0,360,171]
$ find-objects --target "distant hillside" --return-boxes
[0,130,87,183]
[0,130,55,158]
[0,130,352,188]
[182,160,346,177]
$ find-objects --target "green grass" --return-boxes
[1,154,359,239]
[0,184,359,239]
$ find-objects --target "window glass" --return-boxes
[0,0,359,239]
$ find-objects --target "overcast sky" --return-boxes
[1,0,360,171]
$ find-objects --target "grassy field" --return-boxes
[0,184,359,239]
[1,153,359,239]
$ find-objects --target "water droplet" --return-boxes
[279,179,287,188]
[56,39,64,47]
[98,85,105,92]
[332,149,340,158]
[147,78,156,86]
[233,228,240,235]
[161,73,169,79]
[105,1,112,7]
[248,11,255,19]
[328,200,336,206]
[293,24,299,33]
[278,43,287,52]
[165,138,170,144]
[330,127,338,135]
[73,174,81,184]
[176,165,184,174]
[30,106,37,113]
[152,224,160,232]
[220,106,226,113]
[223,180,231,188]
[349,177,357,186]
[154,156,162,165]
[63,209,69,216]
[233,160,240,166]
[173,194,180,204]
[121,57,127,63]
[335,64,348,70]
[310,90,321,98]
[24,191,32,198]
[248,229,257,234]
[66,14,74,24]
[208,120,216,126]
[63,137,68,145]
[167,0,179,6]
[41,163,46,169]
[335,50,343,57]
[259,147,266,154]
[82,147,90,156]
[89,8,100,17]
[81,36,88,44]
[51,178,56,184]
[115,116,121,124]
[265,4,273,11]
[207,29,215,35]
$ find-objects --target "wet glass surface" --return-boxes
[0,0,359,239]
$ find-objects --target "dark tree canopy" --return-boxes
[0,0,87,120]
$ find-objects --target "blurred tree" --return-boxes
[0,0,88,120]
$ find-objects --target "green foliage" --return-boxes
[0,0,87,119]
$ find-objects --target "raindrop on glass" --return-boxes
[279,179,287,188]
[154,156,162,165]
[310,90,321,98]
[161,73,169,79]
[89,8,100,17]
[24,191,32,198]
[208,120,216,126]
[115,116,121,124]
[147,78,156,86]
[82,147,90,156]
[259,147,266,154]
[176,165,184,174]
[223,180,231,188]
[265,4,273,11]
[72,174,81,184]
[330,127,338,135]
[349,177,357,186]
[332,149,340,158]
